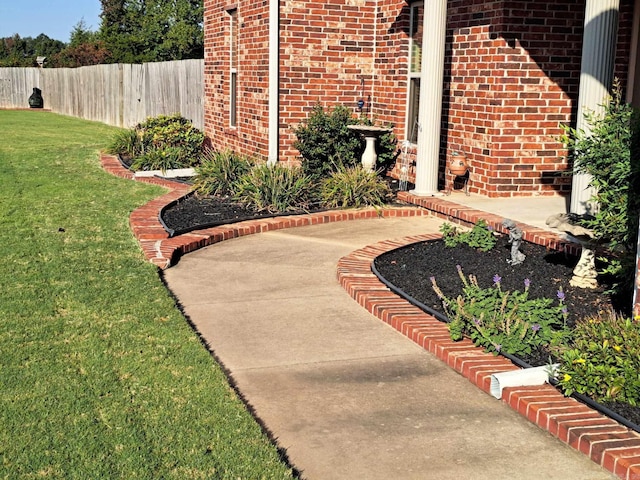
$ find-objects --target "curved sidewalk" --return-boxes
[162,218,615,480]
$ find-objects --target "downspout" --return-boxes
[267,0,279,166]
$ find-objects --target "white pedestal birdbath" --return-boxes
[347,125,391,172]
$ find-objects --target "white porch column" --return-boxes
[412,0,447,196]
[267,0,279,165]
[570,0,620,214]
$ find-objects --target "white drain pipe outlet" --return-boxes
[490,364,559,399]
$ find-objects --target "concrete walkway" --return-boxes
[163,216,614,480]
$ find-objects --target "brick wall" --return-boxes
[203,0,634,196]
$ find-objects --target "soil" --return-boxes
[374,237,640,429]
[161,194,323,236]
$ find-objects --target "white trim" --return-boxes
[268,0,279,165]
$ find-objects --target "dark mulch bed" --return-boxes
[160,194,326,236]
[160,177,410,236]
[373,236,640,429]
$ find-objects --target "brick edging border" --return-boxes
[337,235,640,480]
[100,153,431,269]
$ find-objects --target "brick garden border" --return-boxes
[100,153,431,269]
[102,152,640,479]
[338,197,640,480]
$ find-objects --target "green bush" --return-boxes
[555,312,640,406]
[234,163,317,213]
[293,104,397,178]
[432,267,568,356]
[560,80,640,297]
[108,114,205,171]
[193,149,253,196]
[135,114,205,169]
[321,165,391,208]
[439,219,497,252]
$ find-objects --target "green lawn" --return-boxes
[0,111,294,479]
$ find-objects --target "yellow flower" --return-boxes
[614,345,622,352]
[573,358,586,364]
[563,373,572,382]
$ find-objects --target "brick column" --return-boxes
[412,0,447,196]
[570,0,620,214]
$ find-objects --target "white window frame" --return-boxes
[405,1,423,144]
[228,8,238,128]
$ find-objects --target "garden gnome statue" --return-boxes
[502,218,526,265]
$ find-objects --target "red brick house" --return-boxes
[203,0,638,213]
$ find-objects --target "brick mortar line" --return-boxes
[336,235,640,480]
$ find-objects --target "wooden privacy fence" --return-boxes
[0,59,204,129]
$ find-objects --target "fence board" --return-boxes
[0,60,203,129]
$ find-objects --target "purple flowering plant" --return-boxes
[431,266,569,356]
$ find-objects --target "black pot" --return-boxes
[28,88,43,109]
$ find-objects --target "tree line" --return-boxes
[0,0,203,68]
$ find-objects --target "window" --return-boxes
[407,2,423,144]
[229,9,238,128]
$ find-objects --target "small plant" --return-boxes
[130,146,186,172]
[193,149,253,196]
[555,312,640,406]
[106,128,141,157]
[559,80,640,298]
[293,104,398,179]
[431,267,568,356]
[321,165,391,208]
[439,219,497,252]
[234,163,317,213]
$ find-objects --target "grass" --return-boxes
[0,111,295,479]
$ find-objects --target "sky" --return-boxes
[0,0,102,43]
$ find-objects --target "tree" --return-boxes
[99,0,203,64]
[0,34,65,67]
[51,20,110,67]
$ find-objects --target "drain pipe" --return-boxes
[490,364,559,399]
[267,0,279,166]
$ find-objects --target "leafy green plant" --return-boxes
[555,312,640,406]
[321,164,391,208]
[560,80,640,297]
[293,104,398,178]
[431,267,568,356]
[193,149,253,196]
[439,219,497,252]
[105,127,141,157]
[234,163,317,213]
[130,146,187,172]
[106,114,205,171]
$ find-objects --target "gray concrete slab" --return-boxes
[444,193,569,231]
[163,216,614,479]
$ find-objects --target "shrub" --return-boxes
[439,219,497,252]
[560,80,640,297]
[321,165,391,208]
[193,149,253,196]
[555,312,640,406]
[119,114,205,171]
[293,104,397,178]
[431,267,568,356]
[234,164,317,213]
